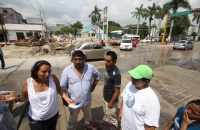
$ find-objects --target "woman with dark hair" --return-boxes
[84,120,119,130]
[165,99,200,130]
[3,60,74,130]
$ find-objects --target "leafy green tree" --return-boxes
[143,3,157,35]
[88,5,102,38]
[54,30,60,35]
[191,32,197,36]
[71,21,83,36]
[163,0,191,40]
[167,15,191,36]
[192,8,200,24]
[107,21,122,36]
[131,4,145,35]
[139,22,148,29]
[156,6,168,36]
[59,26,73,34]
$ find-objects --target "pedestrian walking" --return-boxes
[165,99,200,130]
[103,51,121,127]
[0,44,5,69]
[118,64,160,130]
[2,60,74,130]
[60,50,100,130]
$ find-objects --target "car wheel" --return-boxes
[173,48,175,50]
[191,47,194,50]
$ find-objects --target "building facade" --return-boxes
[0,7,47,43]
[81,25,103,40]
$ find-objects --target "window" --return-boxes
[3,10,7,13]
[76,43,83,49]
[92,33,95,37]
[16,32,25,40]
[93,44,102,49]
[26,32,33,37]
[82,44,92,50]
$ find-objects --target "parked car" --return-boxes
[72,42,111,60]
[141,37,155,43]
[131,38,137,47]
[171,36,187,42]
[173,40,194,50]
[120,39,133,50]
[154,36,162,42]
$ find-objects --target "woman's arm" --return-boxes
[145,125,156,130]
[164,113,177,130]
[52,74,75,104]
[3,81,28,102]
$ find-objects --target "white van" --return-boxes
[120,39,133,50]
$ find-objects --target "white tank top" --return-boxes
[27,75,58,120]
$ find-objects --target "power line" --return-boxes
[26,0,40,16]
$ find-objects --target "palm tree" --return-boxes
[192,8,200,24]
[88,5,102,39]
[131,4,145,35]
[156,6,168,37]
[163,0,191,41]
[143,3,157,36]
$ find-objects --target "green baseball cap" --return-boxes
[128,65,153,80]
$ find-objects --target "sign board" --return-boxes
[103,6,108,25]
[170,10,192,17]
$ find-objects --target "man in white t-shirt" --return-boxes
[118,65,160,130]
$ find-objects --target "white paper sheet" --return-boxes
[68,104,79,109]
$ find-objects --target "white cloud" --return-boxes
[1,0,199,27]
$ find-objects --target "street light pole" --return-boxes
[150,0,160,43]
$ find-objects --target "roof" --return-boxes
[81,25,95,33]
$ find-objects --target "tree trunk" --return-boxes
[168,19,174,41]
[98,23,100,39]
[148,19,152,37]
[136,18,140,35]
[95,23,97,39]
[157,19,162,36]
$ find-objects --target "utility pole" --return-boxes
[43,10,47,38]
[39,9,44,38]
[162,13,169,44]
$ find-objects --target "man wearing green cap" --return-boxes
[118,64,160,130]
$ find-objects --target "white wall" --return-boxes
[7,30,17,41]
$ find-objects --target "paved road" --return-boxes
[0,42,200,130]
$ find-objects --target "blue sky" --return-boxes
[0,0,199,27]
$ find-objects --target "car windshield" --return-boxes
[122,40,131,43]
[131,39,136,41]
[179,41,186,43]
[76,43,82,49]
